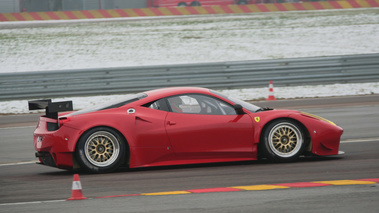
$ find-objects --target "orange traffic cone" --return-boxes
[266,80,277,101]
[67,174,88,201]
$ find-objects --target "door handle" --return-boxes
[167,121,176,126]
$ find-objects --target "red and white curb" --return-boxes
[1,178,377,206]
[95,178,379,199]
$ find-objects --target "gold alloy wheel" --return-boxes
[268,122,303,158]
[84,131,120,167]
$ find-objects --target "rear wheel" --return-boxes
[76,127,126,173]
[237,0,248,4]
[260,119,306,162]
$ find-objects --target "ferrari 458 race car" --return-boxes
[29,87,343,173]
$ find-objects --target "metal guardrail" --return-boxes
[1,53,379,101]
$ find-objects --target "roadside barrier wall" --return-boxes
[1,54,378,100]
[1,0,379,22]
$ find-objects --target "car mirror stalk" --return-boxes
[234,104,245,115]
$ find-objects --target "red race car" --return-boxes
[29,87,343,173]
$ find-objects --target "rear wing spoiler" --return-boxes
[28,99,73,119]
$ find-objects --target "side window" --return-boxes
[143,99,170,112]
[167,94,237,115]
[149,102,160,110]
[167,95,201,114]
[219,101,237,115]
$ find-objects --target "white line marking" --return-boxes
[0,126,35,130]
[0,161,38,167]
[0,199,66,206]
[341,138,379,143]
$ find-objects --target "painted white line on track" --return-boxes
[0,125,35,130]
[341,138,379,143]
[0,199,67,206]
[0,161,38,167]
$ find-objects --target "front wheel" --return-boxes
[75,127,126,173]
[260,119,307,162]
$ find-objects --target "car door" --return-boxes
[164,94,254,160]
[127,101,173,167]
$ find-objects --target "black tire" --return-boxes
[260,119,307,162]
[237,0,248,5]
[75,127,126,173]
[177,2,187,7]
[190,1,201,6]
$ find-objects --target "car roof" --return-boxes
[144,87,211,98]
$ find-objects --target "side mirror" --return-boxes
[234,104,245,115]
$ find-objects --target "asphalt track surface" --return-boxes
[0,95,379,212]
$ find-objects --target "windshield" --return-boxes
[69,93,147,116]
[211,90,260,113]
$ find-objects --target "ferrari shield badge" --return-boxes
[254,117,260,123]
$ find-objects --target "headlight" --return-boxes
[300,112,337,126]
